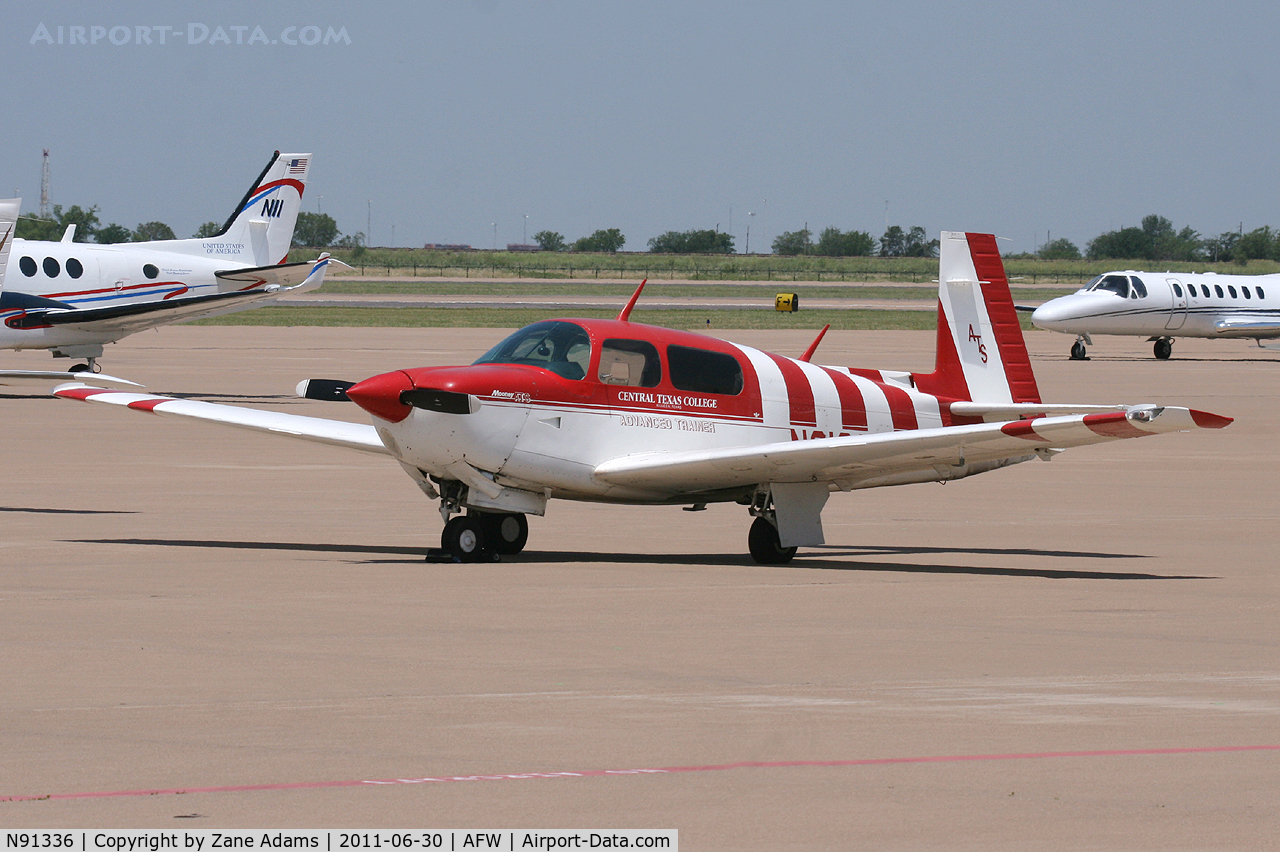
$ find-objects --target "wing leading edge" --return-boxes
[592,406,1232,494]
[52,383,390,455]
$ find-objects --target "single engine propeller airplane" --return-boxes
[52,232,1231,564]
[1031,269,1280,360]
[1,151,338,381]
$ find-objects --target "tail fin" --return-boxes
[914,231,1040,404]
[145,152,311,267]
[0,197,19,291]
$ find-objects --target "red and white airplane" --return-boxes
[1,151,335,379]
[52,232,1231,563]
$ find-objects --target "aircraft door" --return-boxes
[1165,278,1188,330]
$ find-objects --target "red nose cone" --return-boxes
[346,370,414,423]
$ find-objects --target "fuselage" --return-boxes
[1,237,265,351]
[1032,270,1280,339]
[346,318,988,507]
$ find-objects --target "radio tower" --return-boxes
[39,149,51,218]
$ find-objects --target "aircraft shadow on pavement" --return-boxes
[65,539,1214,580]
[5,506,138,515]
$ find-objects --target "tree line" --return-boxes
[16,202,1280,265]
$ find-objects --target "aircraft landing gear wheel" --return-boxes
[1070,340,1087,360]
[1154,338,1173,360]
[442,514,489,563]
[748,516,797,565]
[69,363,90,373]
[482,512,528,555]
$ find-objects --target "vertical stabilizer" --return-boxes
[915,231,1040,404]
[140,152,311,266]
[0,198,19,291]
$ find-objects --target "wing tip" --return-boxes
[1190,409,1233,429]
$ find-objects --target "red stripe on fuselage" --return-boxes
[819,367,868,433]
[766,353,816,427]
[847,368,917,431]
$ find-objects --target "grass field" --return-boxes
[192,305,1039,331]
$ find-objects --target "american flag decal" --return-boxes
[288,158,308,174]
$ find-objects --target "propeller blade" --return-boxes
[296,378,357,401]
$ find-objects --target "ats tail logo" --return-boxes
[968,324,988,363]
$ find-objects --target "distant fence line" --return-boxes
[344,263,1098,286]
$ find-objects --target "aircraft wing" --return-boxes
[13,255,337,335]
[52,383,390,455]
[592,406,1231,493]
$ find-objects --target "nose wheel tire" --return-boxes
[748,516,797,565]
[1069,340,1087,360]
[482,512,529,555]
[1153,338,1173,360]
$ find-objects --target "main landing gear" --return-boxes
[435,511,529,563]
[748,516,797,565]
[68,356,102,374]
[1152,337,1174,360]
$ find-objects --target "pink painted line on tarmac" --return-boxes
[4,745,1278,803]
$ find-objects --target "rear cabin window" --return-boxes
[1215,285,1225,299]
[1243,286,1251,300]
[598,339,661,387]
[667,345,744,396]
[19,256,36,276]
[473,320,592,381]
[1228,285,1238,298]
[66,257,84,278]
[1257,287,1266,299]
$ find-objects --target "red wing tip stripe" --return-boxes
[53,387,111,401]
[1190,410,1233,429]
[1000,420,1045,441]
[126,398,169,412]
[1083,411,1150,439]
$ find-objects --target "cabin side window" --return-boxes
[598,339,661,387]
[1243,286,1251,300]
[1228,285,1238,298]
[19,256,37,277]
[1170,282,1182,298]
[66,258,84,278]
[667,345,744,396]
[42,257,60,277]
[1215,285,1224,299]
[1257,286,1266,299]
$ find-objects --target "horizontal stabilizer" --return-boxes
[52,383,390,455]
[1,370,142,389]
[215,254,348,289]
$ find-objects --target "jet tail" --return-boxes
[135,152,311,267]
[914,231,1041,405]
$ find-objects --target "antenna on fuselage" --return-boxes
[616,278,647,322]
[799,324,830,362]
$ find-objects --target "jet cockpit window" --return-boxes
[668,345,744,396]
[1089,274,1130,298]
[599,339,661,387]
[473,320,592,381]
[1130,276,1148,298]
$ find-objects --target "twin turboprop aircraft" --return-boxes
[1032,270,1280,359]
[0,151,335,380]
[53,232,1231,564]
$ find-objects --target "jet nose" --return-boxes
[346,370,414,423]
[1031,298,1071,330]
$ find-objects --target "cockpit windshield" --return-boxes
[1085,274,1133,298]
[473,320,592,380]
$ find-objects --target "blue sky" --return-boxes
[5,1,1279,254]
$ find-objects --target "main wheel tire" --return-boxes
[1154,338,1173,360]
[1070,341,1087,360]
[483,513,528,555]
[442,515,487,562]
[748,517,797,565]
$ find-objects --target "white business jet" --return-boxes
[0,151,335,380]
[1031,270,1280,359]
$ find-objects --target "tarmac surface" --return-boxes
[2,325,1278,848]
